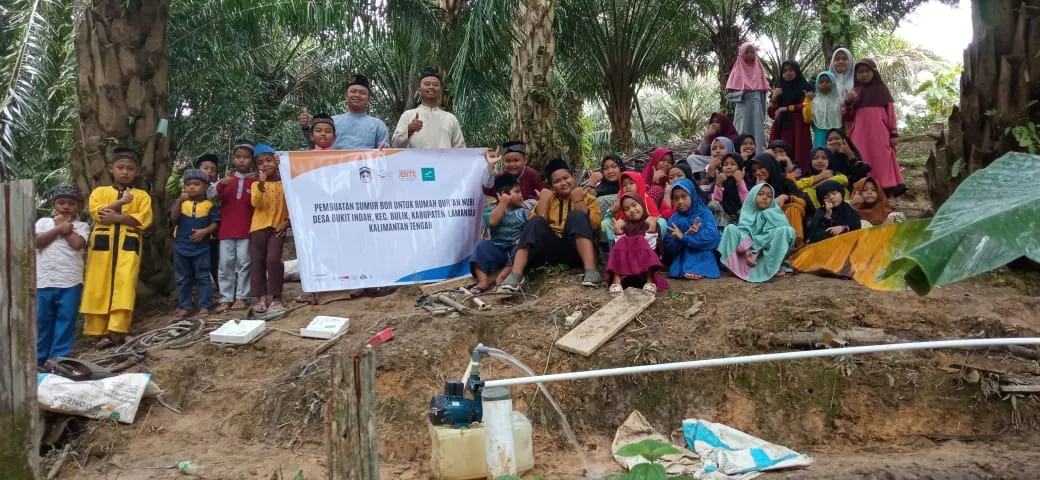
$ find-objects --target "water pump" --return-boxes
[429,347,485,427]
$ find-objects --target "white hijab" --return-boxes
[829,48,856,99]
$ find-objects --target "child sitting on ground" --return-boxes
[717,183,796,282]
[171,169,221,318]
[797,146,849,208]
[658,162,694,219]
[605,193,668,296]
[310,114,337,150]
[470,175,529,293]
[81,147,154,348]
[807,180,860,243]
[214,140,257,312]
[602,171,661,249]
[850,177,905,227]
[709,153,748,227]
[767,140,799,177]
[36,186,90,365]
[250,144,290,313]
[642,148,675,204]
[664,179,720,280]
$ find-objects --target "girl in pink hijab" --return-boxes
[726,42,769,156]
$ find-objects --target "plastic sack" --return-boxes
[37,372,158,424]
[284,259,300,281]
[682,419,811,478]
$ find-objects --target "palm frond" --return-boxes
[0,0,66,179]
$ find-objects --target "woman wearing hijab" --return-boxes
[803,71,845,148]
[850,177,905,227]
[829,48,856,100]
[602,171,663,248]
[717,183,796,282]
[694,112,739,156]
[806,180,861,244]
[768,60,814,172]
[843,58,905,198]
[746,153,812,246]
[664,179,721,280]
[641,147,675,204]
[796,146,849,208]
[825,128,871,186]
[726,43,770,153]
[591,153,626,223]
[708,152,747,228]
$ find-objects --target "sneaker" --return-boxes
[496,273,524,292]
[581,269,602,287]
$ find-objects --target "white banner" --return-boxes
[278,148,487,292]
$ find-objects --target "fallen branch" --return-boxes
[768,327,901,348]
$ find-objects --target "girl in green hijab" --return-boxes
[717,183,796,282]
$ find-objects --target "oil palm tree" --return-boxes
[761,6,824,82]
[558,0,704,152]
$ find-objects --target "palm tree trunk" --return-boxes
[606,90,634,153]
[509,0,560,169]
[70,0,175,296]
[926,0,1040,207]
[713,25,741,108]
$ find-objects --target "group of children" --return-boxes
[725,44,907,199]
[33,122,337,365]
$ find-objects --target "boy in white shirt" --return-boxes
[35,186,90,366]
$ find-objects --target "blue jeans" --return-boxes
[37,284,83,366]
[175,251,213,310]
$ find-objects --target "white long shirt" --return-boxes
[391,105,466,148]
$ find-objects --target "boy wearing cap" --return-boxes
[171,169,221,318]
[469,175,529,293]
[391,69,465,148]
[214,139,258,312]
[167,153,220,200]
[309,114,337,150]
[81,147,154,347]
[498,158,602,292]
[35,186,90,365]
[298,74,390,150]
[482,140,543,202]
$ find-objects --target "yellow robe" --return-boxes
[80,186,153,334]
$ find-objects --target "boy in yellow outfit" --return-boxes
[80,147,154,347]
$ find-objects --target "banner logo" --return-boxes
[421,167,436,182]
[359,166,372,183]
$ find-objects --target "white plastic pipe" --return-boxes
[483,338,1040,388]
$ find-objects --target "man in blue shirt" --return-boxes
[298,74,390,150]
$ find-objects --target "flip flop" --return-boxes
[230,300,248,310]
[253,301,268,314]
[213,303,230,314]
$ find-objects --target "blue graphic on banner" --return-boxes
[396,256,471,283]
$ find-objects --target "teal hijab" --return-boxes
[717,183,796,282]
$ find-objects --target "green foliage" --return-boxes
[608,439,693,480]
[880,152,1040,295]
[904,64,961,134]
[761,5,824,79]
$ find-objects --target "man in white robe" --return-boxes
[391,70,466,149]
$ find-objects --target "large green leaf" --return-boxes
[878,152,1040,295]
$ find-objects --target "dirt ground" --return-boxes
[48,142,1040,479]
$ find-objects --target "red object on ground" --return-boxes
[366,328,395,347]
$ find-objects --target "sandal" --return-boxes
[230,300,248,310]
[174,308,191,320]
[213,303,230,314]
[267,301,286,312]
[642,283,658,295]
[683,273,704,280]
[609,284,623,297]
[253,301,269,314]
[469,286,487,295]
[197,309,210,319]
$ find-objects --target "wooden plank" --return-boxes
[0,180,40,479]
[358,349,380,480]
[419,275,472,295]
[328,355,362,480]
[555,288,654,357]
